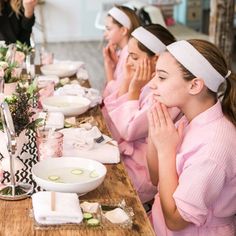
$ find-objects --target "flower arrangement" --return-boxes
[0,83,42,136]
[0,41,27,83]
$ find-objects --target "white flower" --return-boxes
[0,41,6,47]
[0,61,9,70]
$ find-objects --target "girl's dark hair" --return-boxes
[178,39,236,126]
[136,24,176,57]
[108,5,141,37]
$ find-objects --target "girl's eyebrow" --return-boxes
[156,69,169,74]
[129,52,138,56]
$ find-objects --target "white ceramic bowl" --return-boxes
[32,157,107,194]
[41,95,91,116]
[40,64,78,77]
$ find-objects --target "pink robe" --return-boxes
[152,101,236,236]
[103,45,128,98]
[105,84,180,203]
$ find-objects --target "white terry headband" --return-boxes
[108,7,131,29]
[166,40,226,92]
[131,26,166,54]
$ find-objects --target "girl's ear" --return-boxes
[150,55,158,74]
[188,78,204,95]
[151,55,159,64]
[121,27,129,36]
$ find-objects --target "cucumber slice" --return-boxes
[89,170,99,178]
[71,169,83,175]
[87,218,100,227]
[83,212,93,220]
[64,121,73,128]
[48,175,60,181]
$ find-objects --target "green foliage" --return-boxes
[0,46,8,61]
[15,40,33,55]
[1,61,19,83]
[0,86,42,136]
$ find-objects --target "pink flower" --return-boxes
[14,51,25,66]
[0,61,9,70]
[11,67,22,78]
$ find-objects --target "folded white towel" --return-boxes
[55,84,85,96]
[61,128,120,164]
[80,201,99,213]
[76,68,89,80]
[104,208,129,224]
[37,75,60,84]
[37,112,65,130]
[32,191,83,225]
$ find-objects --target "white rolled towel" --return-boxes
[37,112,64,130]
[32,191,83,225]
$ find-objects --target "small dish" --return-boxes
[40,64,78,77]
[41,95,91,117]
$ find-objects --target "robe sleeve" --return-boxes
[173,158,226,226]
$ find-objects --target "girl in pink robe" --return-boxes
[104,25,179,203]
[102,6,140,98]
[148,39,236,235]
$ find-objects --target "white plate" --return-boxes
[41,95,91,117]
[32,157,107,194]
[40,64,78,77]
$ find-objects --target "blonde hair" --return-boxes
[10,0,22,16]
[0,0,22,16]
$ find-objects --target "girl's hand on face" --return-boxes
[148,101,184,155]
[103,46,116,70]
[107,44,118,65]
[23,0,38,18]
[129,58,152,93]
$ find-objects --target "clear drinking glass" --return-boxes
[25,53,35,78]
[36,130,64,161]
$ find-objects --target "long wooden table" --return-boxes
[0,70,155,236]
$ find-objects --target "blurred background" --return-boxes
[32,0,236,91]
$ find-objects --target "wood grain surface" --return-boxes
[0,67,155,236]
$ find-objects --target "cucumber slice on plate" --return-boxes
[87,218,100,227]
[48,175,60,181]
[83,212,93,220]
[89,170,99,178]
[71,169,83,175]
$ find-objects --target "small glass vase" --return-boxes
[3,82,18,96]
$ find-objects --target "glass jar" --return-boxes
[36,130,63,161]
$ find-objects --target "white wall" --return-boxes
[33,0,124,43]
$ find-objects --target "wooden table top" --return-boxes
[0,69,155,236]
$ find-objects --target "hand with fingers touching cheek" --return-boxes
[103,45,118,82]
[148,100,184,157]
[117,56,135,96]
[107,44,119,65]
[103,46,116,69]
[128,58,153,100]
